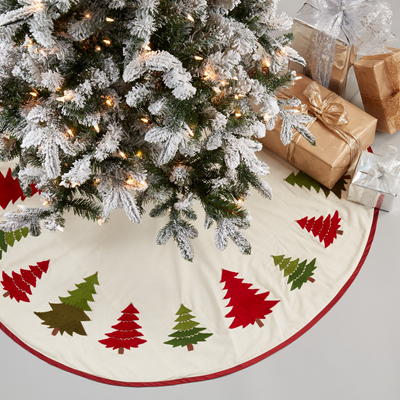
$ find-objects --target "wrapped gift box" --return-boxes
[347,149,400,211]
[258,74,377,189]
[289,2,356,97]
[353,48,400,134]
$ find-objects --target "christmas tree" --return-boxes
[285,171,350,199]
[271,255,316,291]
[164,304,212,351]
[2,259,50,302]
[35,272,99,336]
[297,210,343,248]
[99,303,146,354]
[0,1,315,261]
[0,168,39,209]
[0,227,29,260]
[220,268,279,329]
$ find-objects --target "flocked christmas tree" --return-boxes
[271,255,316,291]
[0,1,315,261]
[35,272,99,336]
[220,268,279,329]
[297,210,343,248]
[2,259,50,302]
[99,303,146,354]
[164,304,212,351]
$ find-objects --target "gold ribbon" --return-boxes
[360,52,400,131]
[302,81,360,166]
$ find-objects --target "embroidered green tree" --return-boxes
[0,227,29,260]
[285,171,350,199]
[164,304,213,352]
[272,255,316,291]
[35,272,99,336]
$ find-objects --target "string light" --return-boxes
[42,200,49,206]
[57,226,64,232]
[144,44,151,51]
[30,91,38,97]
[220,80,228,86]
[213,87,221,93]
[103,39,111,45]
[94,125,100,132]
[136,150,143,158]
[294,76,303,81]
[234,94,244,100]
[233,76,238,80]
[106,17,114,22]
[93,178,101,186]
[187,14,194,22]
[97,217,104,226]
[187,128,194,137]
[106,98,113,107]
[66,129,74,137]
[262,57,271,68]
[237,198,243,203]
[141,117,149,123]
[263,113,271,121]
[95,46,101,51]
[85,13,91,18]
[194,55,203,61]
[234,110,242,118]
[119,151,127,159]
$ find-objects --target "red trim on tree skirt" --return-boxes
[99,303,147,352]
[297,210,342,248]
[220,269,279,329]
[0,208,379,386]
[0,168,40,209]
[1,260,50,303]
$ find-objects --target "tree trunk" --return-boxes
[118,347,124,355]
[3,291,9,298]
[255,318,264,328]
[51,327,59,336]
[308,277,316,283]
[337,230,343,235]
[187,343,194,352]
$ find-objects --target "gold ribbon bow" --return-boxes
[302,81,360,166]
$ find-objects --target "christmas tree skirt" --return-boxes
[0,148,377,386]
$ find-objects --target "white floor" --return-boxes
[1,1,400,399]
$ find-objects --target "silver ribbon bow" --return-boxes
[366,144,400,195]
[305,0,395,87]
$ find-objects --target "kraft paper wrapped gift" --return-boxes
[347,146,400,211]
[353,48,400,134]
[258,74,377,189]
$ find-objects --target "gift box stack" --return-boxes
[259,0,400,211]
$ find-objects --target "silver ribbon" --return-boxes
[304,0,395,88]
[365,144,400,195]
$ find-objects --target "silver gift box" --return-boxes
[347,152,400,212]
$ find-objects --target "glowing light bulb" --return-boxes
[144,44,151,51]
[106,17,114,22]
[220,80,228,86]
[57,226,64,232]
[103,39,111,45]
[136,150,143,158]
[42,200,49,206]
[95,46,101,51]
[213,87,221,93]
[233,76,238,80]
[94,125,100,132]
[141,117,149,123]
[119,151,127,159]
[106,99,113,106]
[263,57,271,68]
[237,198,243,203]
[194,55,203,61]
[187,129,194,137]
[187,14,194,22]
[85,13,91,18]
[66,129,74,137]
[30,91,38,97]
[263,113,271,121]
[294,76,303,81]
[235,111,242,118]
[97,217,104,226]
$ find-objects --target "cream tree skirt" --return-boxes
[0,148,376,386]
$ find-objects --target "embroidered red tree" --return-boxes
[0,168,39,209]
[2,260,50,302]
[220,269,279,329]
[297,210,343,248]
[99,304,146,354]
[35,272,99,336]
